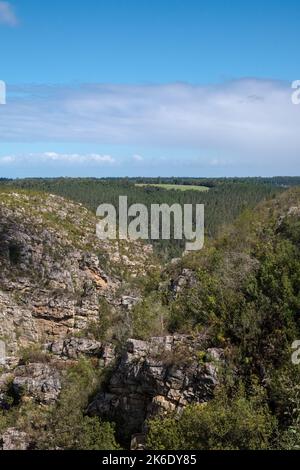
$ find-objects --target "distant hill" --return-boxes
[0,177,285,259]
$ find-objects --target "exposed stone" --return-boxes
[169,268,197,296]
[100,344,116,367]
[288,206,300,217]
[0,191,155,355]
[0,290,38,355]
[0,340,5,365]
[88,335,223,441]
[148,395,177,416]
[12,363,61,404]
[207,347,224,362]
[46,337,102,359]
[121,296,139,310]
[0,428,30,450]
[130,433,146,450]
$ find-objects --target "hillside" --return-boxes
[0,178,284,259]
[0,189,157,353]
[0,187,300,450]
[143,187,300,449]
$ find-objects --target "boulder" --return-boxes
[0,428,30,450]
[12,363,61,404]
[88,334,224,442]
[46,337,102,359]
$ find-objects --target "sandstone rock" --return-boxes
[100,344,116,367]
[207,347,224,362]
[127,339,149,355]
[12,363,61,404]
[0,191,156,355]
[288,206,300,216]
[46,337,102,359]
[88,334,223,442]
[0,290,39,355]
[0,428,30,450]
[0,340,5,365]
[169,268,197,296]
[148,395,176,416]
[130,433,146,450]
[121,296,139,310]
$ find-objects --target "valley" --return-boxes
[0,178,300,449]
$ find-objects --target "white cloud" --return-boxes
[209,157,234,167]
[0,155,16,164]
[0,1,18,26]
[132,154,144,162]
[1,79,300,172]
[0,152,116,166]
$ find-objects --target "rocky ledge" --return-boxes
[0,191,155,355]
[88,335,224,442]
[0,333,223,447]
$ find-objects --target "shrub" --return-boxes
[146,385,277,450]
[130,293,170,340]
[18,345,50,365]
[13,358,119,450]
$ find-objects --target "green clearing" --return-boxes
[135,183,210,192]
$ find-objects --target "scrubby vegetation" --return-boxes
[141,187,300,449]
[147,383,276,450]
[1,179,300,450]
[1,359,119,450]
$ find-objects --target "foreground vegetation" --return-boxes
[0,359,119,450]
[140,187,300,449]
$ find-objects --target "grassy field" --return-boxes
[135,183,210,192]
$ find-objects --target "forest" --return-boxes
[0,177,291,259]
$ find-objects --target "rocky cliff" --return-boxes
[1,186,300,451]
[0,189,225,449]
[88,336,223,443]
[0,190,153,357]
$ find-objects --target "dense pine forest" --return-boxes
[0,177,294,259]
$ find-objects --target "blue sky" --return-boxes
[0,0,300,177]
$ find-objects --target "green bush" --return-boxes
[147,385,277,450]
[19,345,51,365]
[130,293,170,340]
[10,358,120,450]
[39,359,119,450]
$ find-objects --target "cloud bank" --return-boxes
[0,1,18,26]
[0,79,299,173]
[0,152,116,166]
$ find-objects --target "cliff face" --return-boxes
[0,189,225,449]
[0,190,153,357]
[88,336,223,443]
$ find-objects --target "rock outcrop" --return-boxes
[0,428,30,450]
[88,335,224,441]
[0,191,154,359]
[12,363,61,404]
[45,337,103,360]
[0,190,224,449]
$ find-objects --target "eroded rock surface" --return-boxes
[45,337,102,359]
[12,363,61,404]
[0,428,30,451]
[0,191,154,356]
[88,335,224,440]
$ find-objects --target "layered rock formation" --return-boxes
[88,336,223,442]
[0,190,153,359]
[0,189,223,449]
